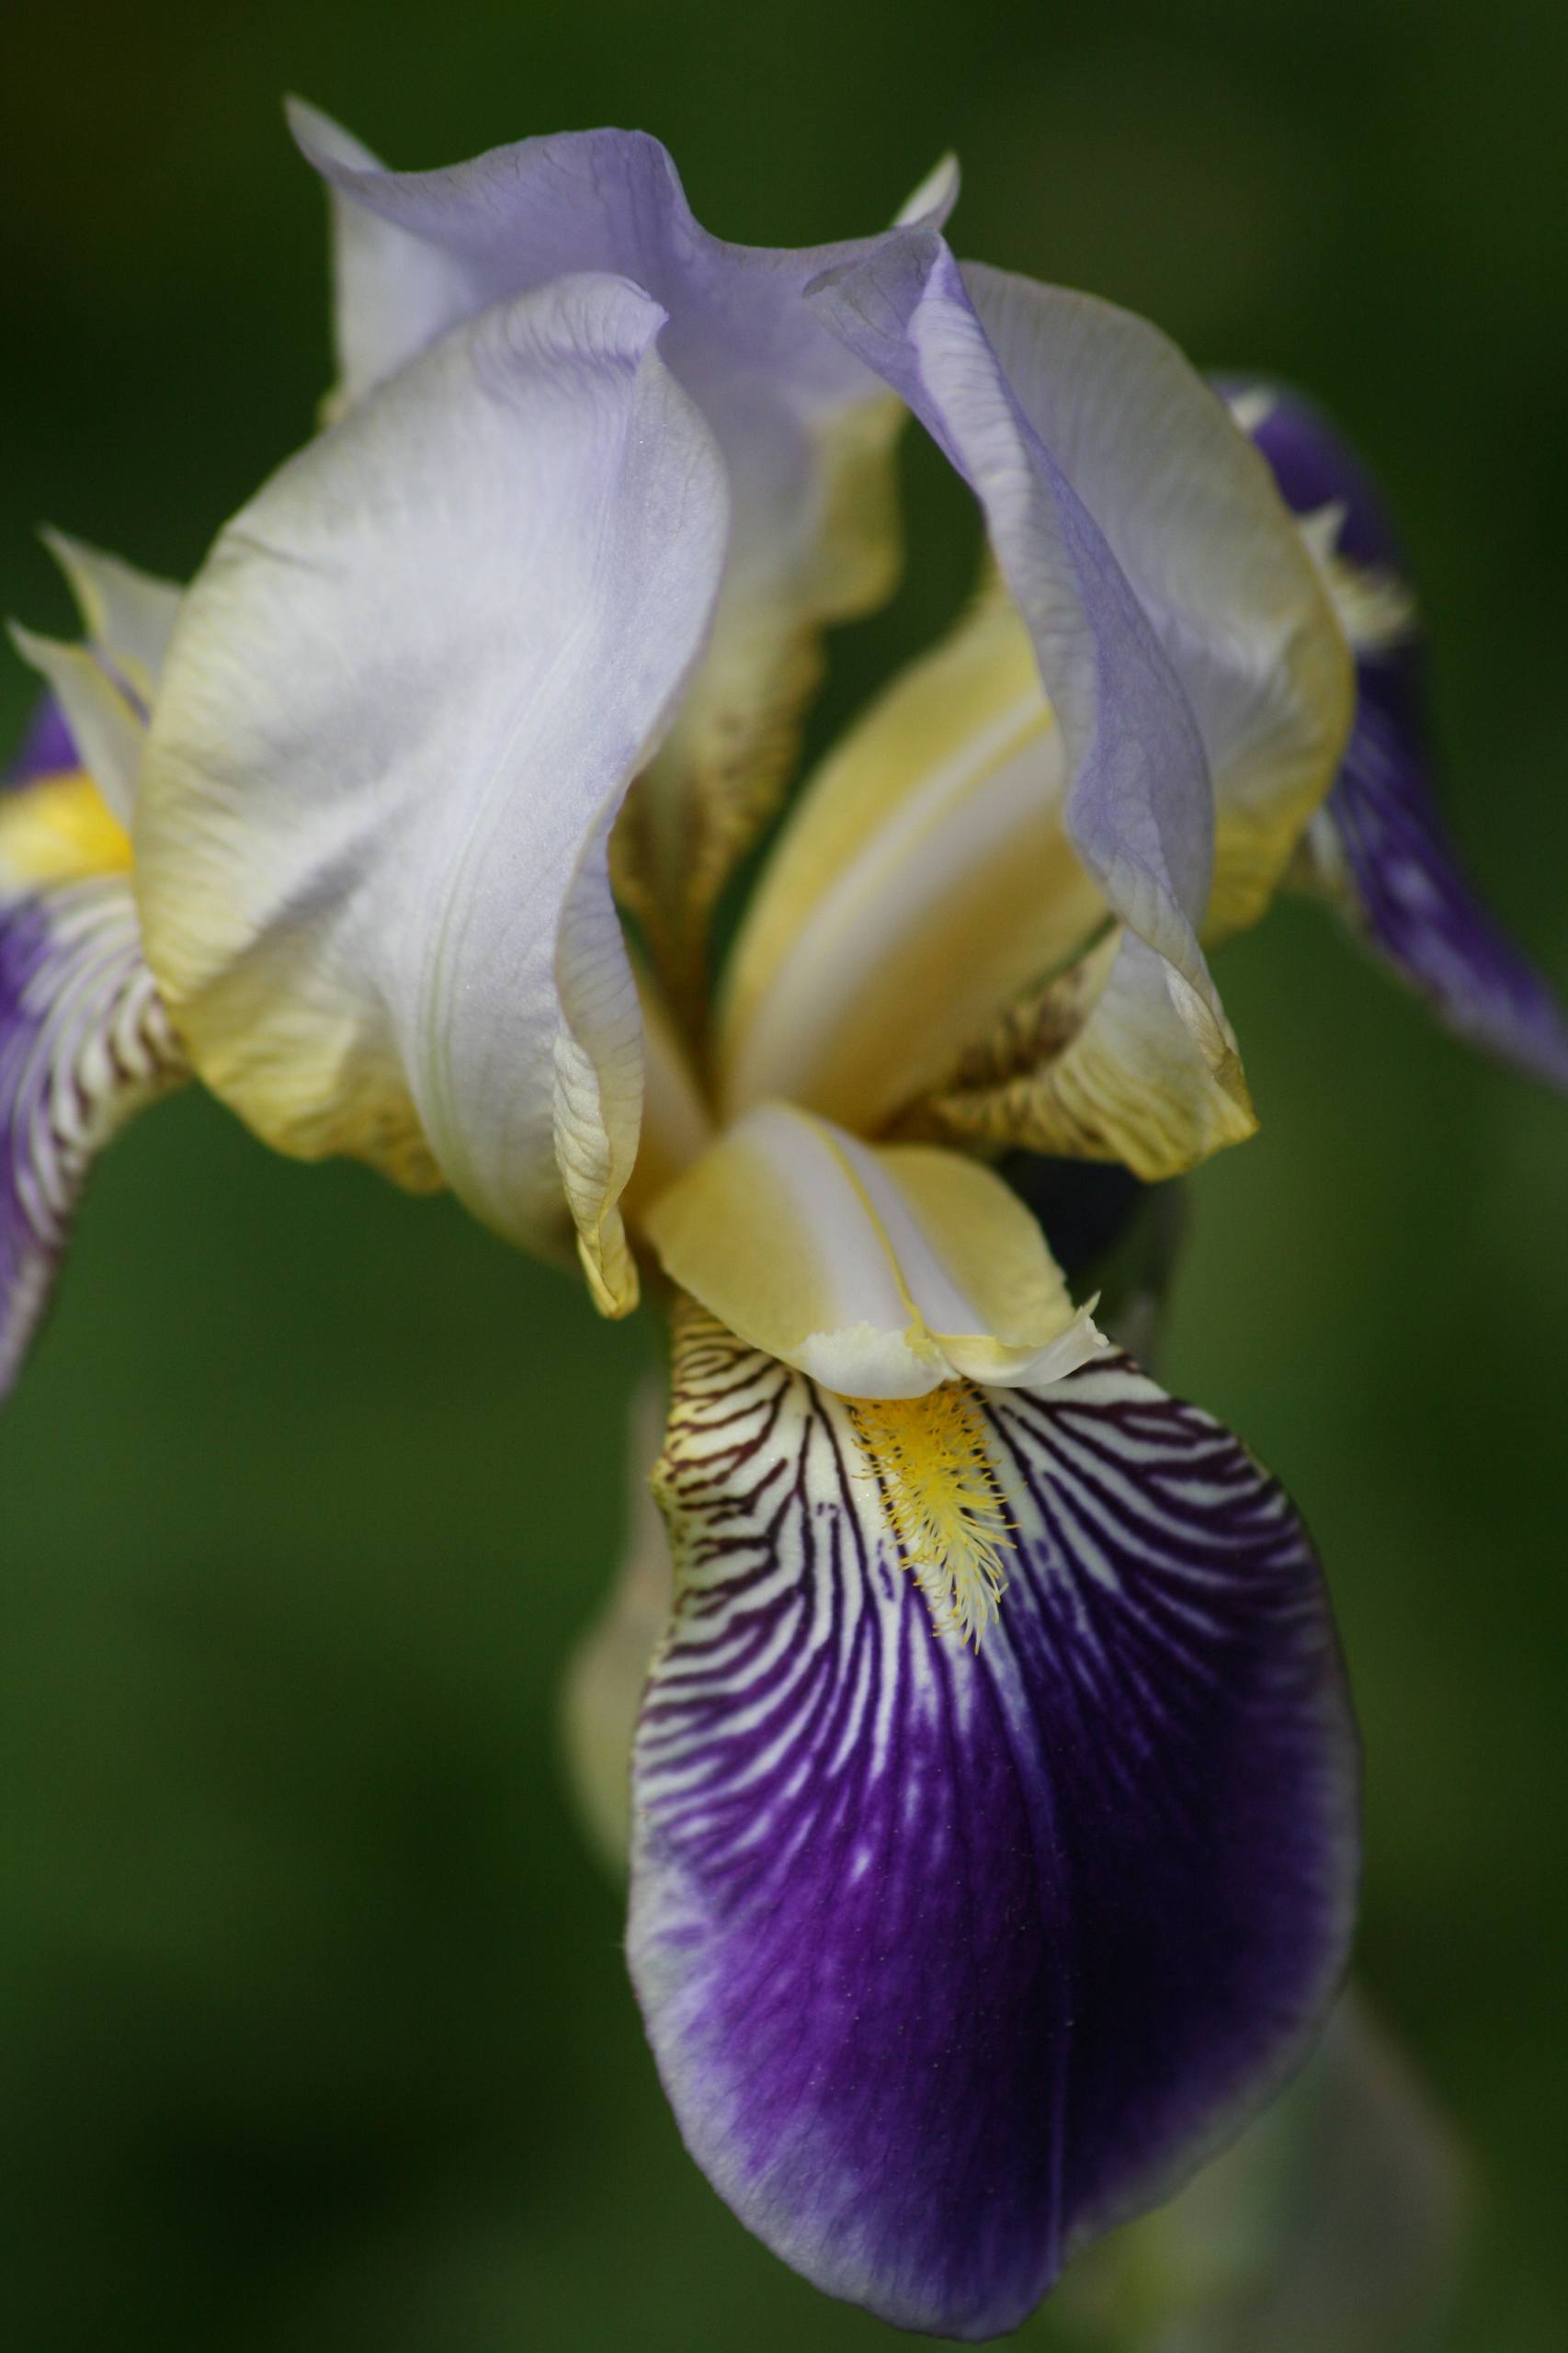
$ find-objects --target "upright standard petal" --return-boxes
[811,237,1260,1177]
[136,277,729,1313]
[630,1307,1358,2340]
[1,709,185,1397]
[1225,379,1568,1088]
[291,104,958,990]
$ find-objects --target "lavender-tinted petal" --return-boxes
[1226,378,1568,1087]
[290,107,960,966]
[811,239,1269,1177]
[289,105,956,421]
[812,234,1213,961]
[629,1310,1358,2341]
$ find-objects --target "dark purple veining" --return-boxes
[629,1315,1358,2340]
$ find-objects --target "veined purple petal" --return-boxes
[629,1308,1358,2341]
[1216,380,1403,576]
[1225,379,1568,1088]
[2,693,186,1396]
[1,833,184,1400]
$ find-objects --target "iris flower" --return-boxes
[4,112,1561,2340]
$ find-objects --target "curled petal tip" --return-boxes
[283,92,377,176]
[895,151,961,229]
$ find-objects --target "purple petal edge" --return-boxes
[5,695,78,790]
[812,236,1215,963]
[629,1313,1358,2340]
[1225,378,1568,1090]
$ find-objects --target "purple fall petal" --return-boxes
[1226,379,1568,1087]
[1219,380,1403,576]
[629,1311,1358,2341]
[1327,699,1568,1086]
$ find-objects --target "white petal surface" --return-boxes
[136,277,729,1306]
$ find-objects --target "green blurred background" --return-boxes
[4,1,1566,2346]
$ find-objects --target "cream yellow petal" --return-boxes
[642,1101,1105,1400]
[620,962,715,1234]
[719,591,1107,1130]
[920,927,1255,1179]
[0,768,131,890]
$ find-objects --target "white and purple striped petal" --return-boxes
[1,708,184,1398]
[630,1308,1358,2340]
[1226,379,1568,1088]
